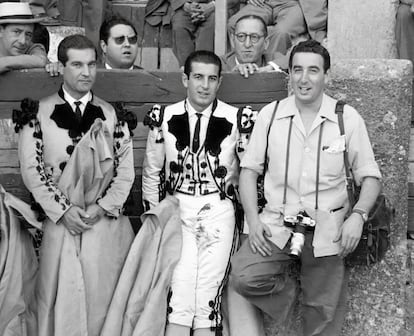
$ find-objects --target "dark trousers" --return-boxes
[29,0,59,17]
[230,232,347,336]
[57,0,107,48]
[170,8,215,67]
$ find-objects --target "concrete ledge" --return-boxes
[264,59,412,335]
[328,0,398,59]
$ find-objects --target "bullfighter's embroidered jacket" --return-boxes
[142,99,257,209]
[16,88,135,223]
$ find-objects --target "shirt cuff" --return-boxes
[267,61,282,72]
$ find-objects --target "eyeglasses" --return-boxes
[112,35,138,45]
[234,33,265,44]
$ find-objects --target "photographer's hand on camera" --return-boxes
[334,213,364,258]
[248,216,273,257]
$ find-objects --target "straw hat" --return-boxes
[0,2,44,25]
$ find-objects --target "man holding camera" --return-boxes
[230,40,382,335]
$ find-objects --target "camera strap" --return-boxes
[264,102,325,211]
[263,101,279,172]
[261,100,292,206]
[281,116,324,210]
[334,100,356,207]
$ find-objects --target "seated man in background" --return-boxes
[0,2,48,74]
[99,15,141,69]
[221,14,288,78]
[228,0,328,58]
[145,0,239,68]
[28,0,60,25]
[47,15,142,76]
[396,0,414,66]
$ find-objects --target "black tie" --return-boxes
[74,101,82,121]
[192,113,202,152]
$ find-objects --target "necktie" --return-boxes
[192,113,202,152]
[74,101,82,121]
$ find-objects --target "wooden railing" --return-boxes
[0,69,288,228]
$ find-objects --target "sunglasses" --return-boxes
[112,35,138,45]
[234,33,265,44]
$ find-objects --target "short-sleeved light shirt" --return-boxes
[241,94,382,257]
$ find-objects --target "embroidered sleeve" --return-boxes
[97,113,135,218]
[16,99,72,224]
[236,106,259,161]
[142,104,166,209]
[112,101,138,136]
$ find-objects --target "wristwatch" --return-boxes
[352,208,368,222]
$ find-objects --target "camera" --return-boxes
[284,211,316,258]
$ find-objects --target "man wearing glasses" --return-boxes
[47,15,142,76]
[221,14,289,78]
[99,15,141,70]
[228,0,328,55]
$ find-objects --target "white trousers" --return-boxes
[169,193,236,329]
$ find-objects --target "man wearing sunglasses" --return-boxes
[221,14,289,78]
[99,15,141,70]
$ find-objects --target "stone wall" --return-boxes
[265,59,412,335]
[328,0,399,60]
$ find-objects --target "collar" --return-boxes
[275,94,338,123]
[235,54,266,67]
[185,99,214,118]
[105,62,134,70]
[62,86,92,107]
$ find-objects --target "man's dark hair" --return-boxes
[289,39,331,73]
[184,50,222,78]
[57,34,97,65]
[99,15,137,43]
[234,14,268,36]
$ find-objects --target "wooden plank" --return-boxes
[0,70,288,104]
[138,47,159,70]
[215,0,228,56]
[160,48,180,71]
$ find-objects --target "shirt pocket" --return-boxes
[319,149,345,178]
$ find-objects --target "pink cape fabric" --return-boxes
[34,120,134,336]
[101,195,182,336]
[0,186,41,336]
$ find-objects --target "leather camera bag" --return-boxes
[335,101,393,266]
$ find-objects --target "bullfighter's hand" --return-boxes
[62,205,92,235]
[84,203,105,225]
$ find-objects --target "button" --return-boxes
[66,145,75,155]
[304,147,311,153]
[300,197,305,202]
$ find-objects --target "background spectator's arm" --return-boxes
[0,43,47,73]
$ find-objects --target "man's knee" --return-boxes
[171,9,191,30]
[230,270,287,298]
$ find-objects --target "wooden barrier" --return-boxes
[0,69,288,228]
